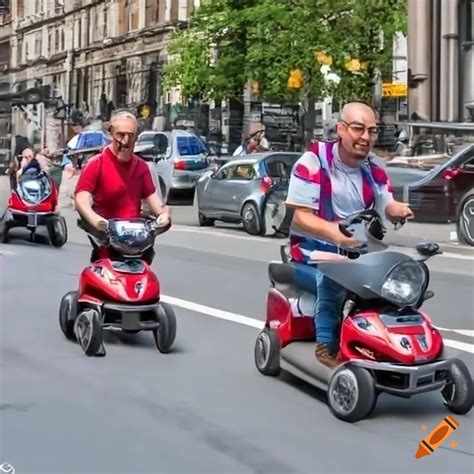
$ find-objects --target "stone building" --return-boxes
[8,0,199,152]
[0,0,11,171]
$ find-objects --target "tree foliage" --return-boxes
[163,0,407,104]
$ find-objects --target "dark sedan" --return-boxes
[387,144,474,245]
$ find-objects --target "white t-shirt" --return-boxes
[286,143,393,219]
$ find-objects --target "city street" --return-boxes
[0,178,473,474]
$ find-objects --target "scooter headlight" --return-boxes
[381,261,427,306]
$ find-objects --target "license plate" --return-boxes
[27,213,38,227]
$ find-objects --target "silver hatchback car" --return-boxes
[196,152,302,236]
[136,130,214,197]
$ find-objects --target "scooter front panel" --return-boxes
[78,258,160,303]
[340,309,443,364]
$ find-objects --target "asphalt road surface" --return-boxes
[1,207,473,474]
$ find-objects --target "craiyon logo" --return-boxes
[0,463,15,474]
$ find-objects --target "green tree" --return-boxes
[163,0,407,105]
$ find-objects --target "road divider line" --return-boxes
[160,295,474,354]
[435,327,474,338]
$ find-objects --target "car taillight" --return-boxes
[260,176,272,193]
[442,167,460,181]
[174,159,186,170]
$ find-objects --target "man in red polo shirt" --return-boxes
[74,111,170,261]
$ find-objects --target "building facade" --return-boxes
[0,0,11,171]
[8,0,199,152]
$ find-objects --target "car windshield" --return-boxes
[137,133,157,147]
[176,136,209,157]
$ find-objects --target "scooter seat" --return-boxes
[269,262,295,285]
[268,262,318,295]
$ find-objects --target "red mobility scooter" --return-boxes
[1,168,67,247]
[59,217,176,357]
[254,209,473,422]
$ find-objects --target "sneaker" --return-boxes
[315,343,340,369]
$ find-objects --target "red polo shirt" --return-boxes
[75,145,156,219]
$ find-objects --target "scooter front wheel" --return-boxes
[441,358,474,415]
[153,303,177,353]
[254,327,281,376]
[327,365,376,423]
[74,309,104,357]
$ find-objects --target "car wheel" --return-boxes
[456,190,474,246]
[241,202,262,235]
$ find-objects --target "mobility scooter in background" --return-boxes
[0,168,67,247]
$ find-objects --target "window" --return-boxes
[130,0,139,31]
[145,0,159,27]
[264,154,300,178]
[230,164,256,180]
[118,0,129,35]
[176,136,209,157]
[137,133,169,153]
[103,5,108,38]
[34,32,42,57]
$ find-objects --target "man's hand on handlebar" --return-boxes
[91,215,108,233]
[385,201,414,225]
[334,223,361,249]
[155,206,171,228]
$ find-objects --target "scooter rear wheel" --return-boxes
[59,291,78,340]
[254,327,281,376]
[327,365,376,423]
[153,303,177,353]
[441,358,474,415]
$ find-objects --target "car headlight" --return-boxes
[381,261,427,306]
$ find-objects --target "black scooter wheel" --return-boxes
[327,365,376,423]
[48,216,68,248]
[153,303,177,353]
[59,291,78,340]
[75,309,104,357]
[441,358,474,415]
[254,327,281,376]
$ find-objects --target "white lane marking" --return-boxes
[435,327,474,338]
[161,295,474,354]
[161,295,264,329]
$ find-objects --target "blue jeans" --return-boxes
[314,268,347,353]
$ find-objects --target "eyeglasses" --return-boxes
[341,120,380,136]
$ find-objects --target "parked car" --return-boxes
[196,152,302,236]
[387,143,474,246]
[135,130,215,199]
[134,140,173,203]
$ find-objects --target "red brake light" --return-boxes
[261,176,272,193]
[174,159,186,170]
[442,168,460,180]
